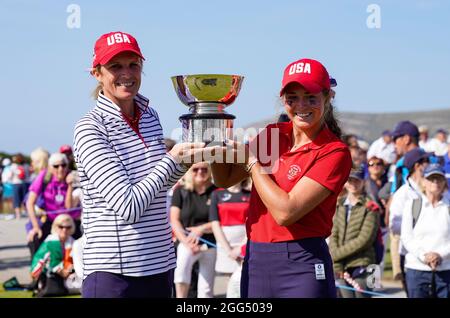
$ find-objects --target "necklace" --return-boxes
[123,105,140,127]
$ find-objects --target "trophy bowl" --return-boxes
[171,74,244,144]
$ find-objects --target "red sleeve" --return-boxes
[304,148,352,193]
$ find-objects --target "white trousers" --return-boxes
[174,243,217,298]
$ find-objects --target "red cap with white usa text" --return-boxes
[280,58,330,96]
[92,31,145,68]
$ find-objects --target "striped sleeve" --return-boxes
[74,116,187,224]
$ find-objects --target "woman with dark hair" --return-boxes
[10,153,31,219]
[211,58,352,297]
[329,166,380,298]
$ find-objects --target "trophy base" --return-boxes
[179,113,235,144]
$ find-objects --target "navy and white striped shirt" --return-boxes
[73,92,186,278]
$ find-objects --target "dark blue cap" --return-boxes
[330,77,337,87]
[391,121,419,140]
[403,148,430,170]
[382,130,391,136]
[349,164,365,180]
[424,163,445,179]
[436,128,448,135]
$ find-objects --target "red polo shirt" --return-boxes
[247,122,352,242]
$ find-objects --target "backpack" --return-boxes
[17,165,26,180]
[411,196,450,228]
[411,196,423,228]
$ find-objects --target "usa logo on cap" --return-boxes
[280,58,330,96]
[92,31,145,68]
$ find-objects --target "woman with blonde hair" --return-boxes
[170,162,217,298]
[30,147,49,181]
[30,213,80,297]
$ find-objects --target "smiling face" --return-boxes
[51,160,68,182]
[56,221,73,241]
[424,174,447,197]
[282,83,327,132]
[191,162,211,186]
[92,51,142,106]
[344,177,365,195]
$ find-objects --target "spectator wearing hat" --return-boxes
[390,121,420,194]
[59,145,76,171]
[329,165,380,298]
[427,129,448,157]
[73,31,213,298]
[367,130,396,165]
[401,164,450,298]
[212,58,352,297]
[389,148,430,291]
[418,125,432,152]
[59,145,82,216]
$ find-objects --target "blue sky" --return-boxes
[1,0,450,154]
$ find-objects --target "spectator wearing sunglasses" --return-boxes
[30,213,81,296]
[365,156,389,272]
[170,162,217,298]
[26,153,80,255]
[365,157,388,223]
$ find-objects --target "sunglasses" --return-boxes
[193,167,208,173]
[368,162,383,167]
[53,163,67,169]
[58,225,72,230]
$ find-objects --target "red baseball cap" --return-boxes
[92,31,145,68]
[59,145,73,154]
[280,58,330,96]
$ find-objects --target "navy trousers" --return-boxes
[82,270,174,298]
[241,238,336,298]
[405,268,450,298]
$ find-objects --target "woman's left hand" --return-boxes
[65,173,74,186]
[425,252,442,270]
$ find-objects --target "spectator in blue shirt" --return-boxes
[390,121,420,194]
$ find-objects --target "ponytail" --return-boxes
[91,65,103,99]
[323,90,342,139]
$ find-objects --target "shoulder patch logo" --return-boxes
[287,164,301,181]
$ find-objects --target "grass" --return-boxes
[0,287,33,298]
[0,286,81,298]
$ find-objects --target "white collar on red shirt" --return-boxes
[273,121,339,152]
